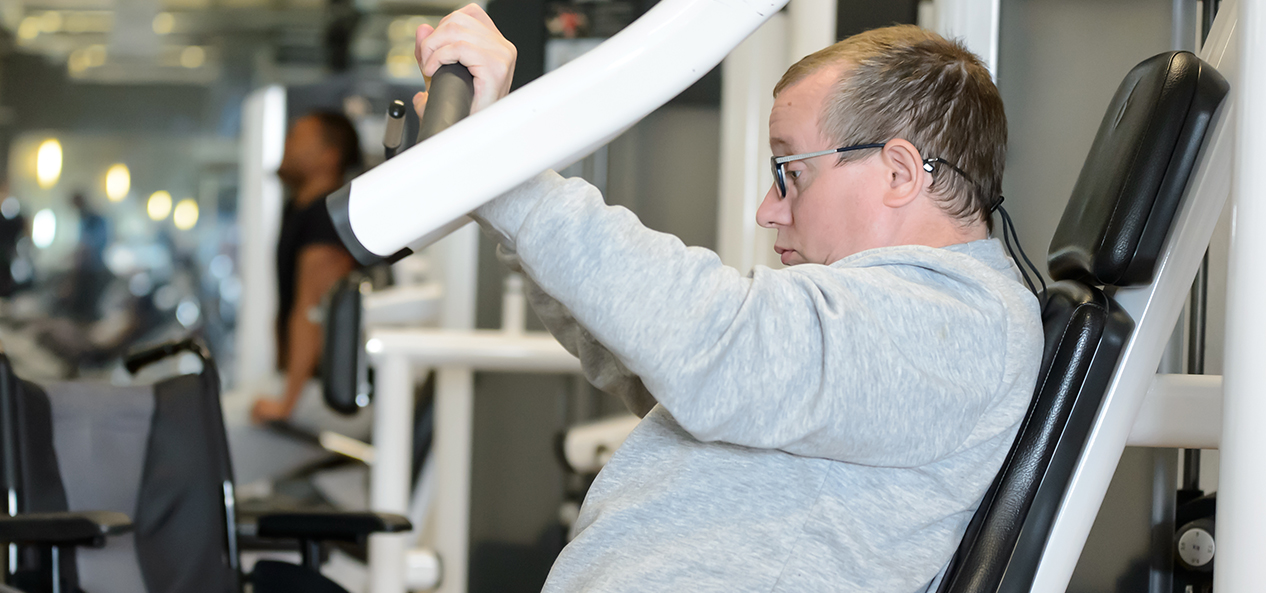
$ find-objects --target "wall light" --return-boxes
[147,191,172,220]
[36,139,62,189]
[173,198,198,230]
[105,164,130,201]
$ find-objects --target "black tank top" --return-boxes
[275,195,345,368]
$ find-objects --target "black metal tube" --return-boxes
[417,64,475,143]
[1181,250,1210,492]
[1201,0,1220,44]
[301,539,322,571]
[1188,251,1208,376]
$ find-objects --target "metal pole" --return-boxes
[1182,252,1208,492]
[1215,0,1266,590]
[432,366,474,593]
[368,354,414,593]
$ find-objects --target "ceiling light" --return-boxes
[85,45,107,67]
[36,139,62,189]
[179,46,204,69]
[173,198,198,230]
[67,49,88,74]
[17,16,40,41]
[148,191,172,220]
[105,164,130,201]
[39,11,62,33]
[153,12,174,35]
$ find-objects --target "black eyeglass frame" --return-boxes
[769,142,976,198]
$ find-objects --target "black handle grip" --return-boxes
[124,337,211,375]
[417,63,475,143]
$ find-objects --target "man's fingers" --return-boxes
[457,3,500,33]
[412,3,516,114]
[412,91,429,119]
[417,12,480,64]
[414,23,435,66]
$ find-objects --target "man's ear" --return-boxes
[879,139,927,208]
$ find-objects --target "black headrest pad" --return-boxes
[1048,51,1228,286]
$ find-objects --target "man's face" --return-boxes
[277,116,336,189]
[757,66,890,266]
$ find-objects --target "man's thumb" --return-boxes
[412,91,429,120]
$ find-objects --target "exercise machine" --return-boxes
[325,1,1265,592]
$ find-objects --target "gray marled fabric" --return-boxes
[46,382,153,593]
[475,171,1043,593]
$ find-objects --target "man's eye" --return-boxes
[790,169,803,180]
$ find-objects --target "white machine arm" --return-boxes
[327,0,788,263]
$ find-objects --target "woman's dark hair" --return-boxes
[309,111,364,174]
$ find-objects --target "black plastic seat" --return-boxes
[937,50,1228,593]
[0,338,410,593]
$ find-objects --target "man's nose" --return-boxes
[756,184,790,228]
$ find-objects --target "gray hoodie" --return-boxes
[473,171,1043,593]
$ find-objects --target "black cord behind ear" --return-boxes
[993,197,1047,300]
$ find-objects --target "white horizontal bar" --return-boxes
[344,0,789,257]
[365,329,582,373]
[1127,373,1222,449]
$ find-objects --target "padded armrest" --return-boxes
[256,511,411,543]
[0,511,132,547]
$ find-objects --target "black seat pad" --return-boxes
[940,281,1132,593]
[1048,51,1228,286]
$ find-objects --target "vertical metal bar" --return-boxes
[50,546,60,593]
[368,354,414,593]
[0,355,19,577]
[1215,0,1266,590]
[301,539,322,571]
[222,481,239,571]
[1182,252,1209,492]
[1188,253,1209,377]
[1203,0,1222,41]
[432,366,474,593]
[1175,0,1200,51]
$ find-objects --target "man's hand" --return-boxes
[251,397,293,425]
[413,3,517,118]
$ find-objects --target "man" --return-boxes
[417,6,1042,591]
[251,112,361,424]
[67,191,110,322]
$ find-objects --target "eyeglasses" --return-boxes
[769,142,976,198]
[770,143,884,198]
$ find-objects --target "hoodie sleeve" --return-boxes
[473,171,1029,466]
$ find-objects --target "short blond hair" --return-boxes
[775,25,1006,230]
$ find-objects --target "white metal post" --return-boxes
[933,0,1001,78]
[1028,2,1241,589]
[1215,0,1266,589]
[432,367,475,593]
[368,354,415,593]
[716,0,837,274]
[235,85,285,388]
[715,11,787,273]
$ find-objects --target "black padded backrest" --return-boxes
[322,272,368,415]
[940,281,1133,593]
[122,372,236,593]
[0,373,80,592]
[1048,51,1228,286]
